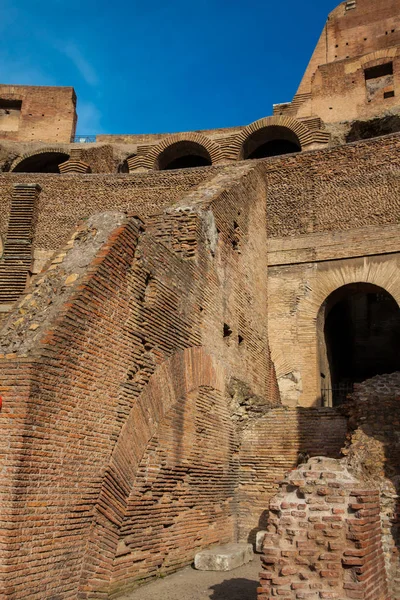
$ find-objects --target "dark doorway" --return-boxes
[242,125,301,160]
[156,141,212,170]
[13,152,69,173]
[321,283,400,406]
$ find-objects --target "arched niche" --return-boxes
[12,151,69,173]
[156,140,212,170]
[242,125,301,160]
[318,283,400,406]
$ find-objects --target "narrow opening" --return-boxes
[223,323,232,338]
[364,62,393,80]
[238,335,244,345]
[384,90,395,99]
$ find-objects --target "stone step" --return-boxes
[194,543,253,572]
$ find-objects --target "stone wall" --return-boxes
[268,253,400,407]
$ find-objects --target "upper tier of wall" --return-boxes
[0,85,77,143]
[0,133,399,257]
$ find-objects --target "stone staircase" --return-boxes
[0,184,41,304]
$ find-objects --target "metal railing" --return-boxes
[321,382,354,407]
[73,135,96,143]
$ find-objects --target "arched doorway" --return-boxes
[242,125,301,159]
[12,152,69,173]
[319,283,400,406]
[156,141,212,170]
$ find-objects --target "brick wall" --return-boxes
[262,133,400,238]
[238,408,347,542]
[110,386,239,596]
[0,167,222,250]
[258,457,389,600]
[0,85,77,143]
[343,372,400,599]
[0,134,399,257]
[0,164,280,598]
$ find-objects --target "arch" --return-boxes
[270,256,400,408]
[242,125,301,159]
[142,132,223,171]
[360,47,398,69]
[318,283,400,406]
[11,148,69,173]
[78,347,228,596]
[156,140,212,170]
[231,116,314,160]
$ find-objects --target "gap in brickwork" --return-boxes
[0,98,22,132]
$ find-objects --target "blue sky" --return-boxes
[0,0,338,135]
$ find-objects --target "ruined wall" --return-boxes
[111,386,239,595]
[0,167,222,252]
[0,164,279,599]
[343,372,400,599]
[294,0,400,123]
[258,457,389,600]
[0,85,77,143]
[238,408,347,543]
[0,132,398,261]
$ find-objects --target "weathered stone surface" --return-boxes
[255,530,267,553]
[194,543,254,571]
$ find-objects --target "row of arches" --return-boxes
[9,119,310,173]
[150,125,302,170]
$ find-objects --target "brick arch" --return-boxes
[11,147,70,172]
[232,116,315,160]
[297,260,400,341]
[360,47,398,68]
[141,133,224,170]
[79,346,227,597]
[271,258,400,407]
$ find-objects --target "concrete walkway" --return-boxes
[118,558,260,600]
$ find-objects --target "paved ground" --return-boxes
[118,558,260,600]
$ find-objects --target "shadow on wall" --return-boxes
[209,578,258,600]
[346,115,400,143]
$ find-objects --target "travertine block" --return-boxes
[194,543,254,571]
